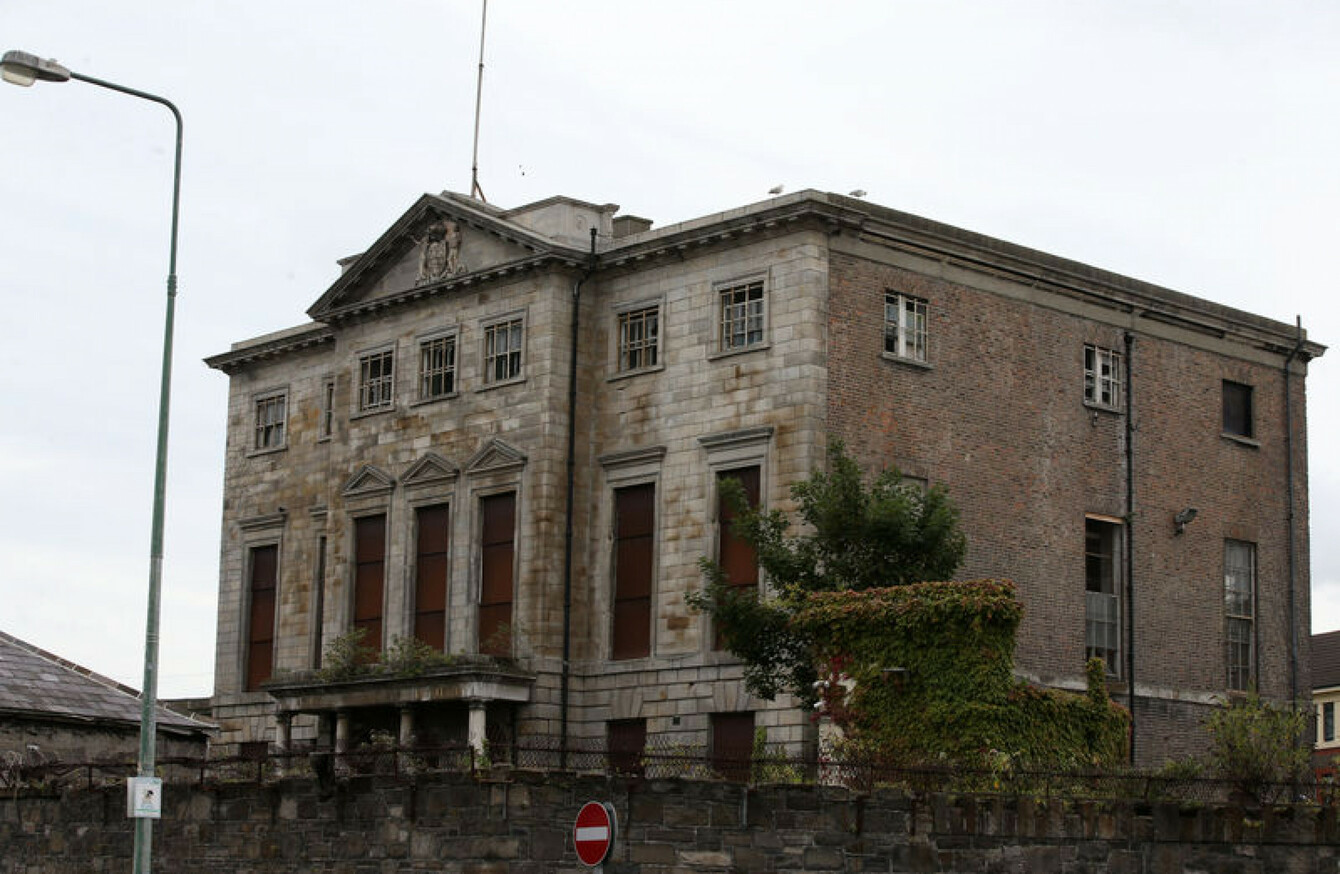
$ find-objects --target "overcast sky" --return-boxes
[2,2,1338,698]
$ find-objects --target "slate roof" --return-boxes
[0,630,212,735]
[1312,631,1340,691]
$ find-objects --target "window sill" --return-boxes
[351,405,396,421]
[411,392,460,408]
[1221,432,1261,449]
[708,342,771,362]
[881,351,932,370]
[607,363,665,383]
[246,444,288,458]
[475,375,526,393]
[1084,401,1123,416]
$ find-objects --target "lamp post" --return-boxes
[2,49,181,874]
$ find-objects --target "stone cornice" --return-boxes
[204,323,334,374]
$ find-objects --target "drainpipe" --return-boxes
[1124,330,1136,765]
[560,228,599,767]
[1283,317,1306,707]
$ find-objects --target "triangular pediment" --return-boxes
[466,438,528,476]
[307,192,588,321]
[341,464,396,498]
[402,452,459,489]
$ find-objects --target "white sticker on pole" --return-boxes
[127,777,163,819]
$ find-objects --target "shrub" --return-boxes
[1204,689,1309,804]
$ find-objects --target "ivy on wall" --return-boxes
[795,580,1130,767]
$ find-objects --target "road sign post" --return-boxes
[573,800,617,867]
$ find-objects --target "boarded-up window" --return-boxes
[353,515,386,658]
[612,484,654,660]
[479,492,515,655]
[245,544,277,692]
[711,712,755,782]
[607,718,648,776]
[715,467,760,649]
[718,467,760,589]
[415,504,450,651]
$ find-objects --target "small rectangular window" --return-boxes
[253,392,287,450]
[884,292,928,363]
[319,378,335,440]
[484,319,524,384]
[1225,539,1255,691]
[358,350,395,412]
[718,279,765,352]
[617,306,660,372]
[419,334,457,400]
[1084,518,1122,677]
[710,712,755,782]
[1324,701,1335,743]
[1223,381,1254,439]
[1084,345,1123,409]
[607,718,647,775]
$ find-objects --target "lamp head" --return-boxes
[1,50,72,87]
[1174,507,1199,535]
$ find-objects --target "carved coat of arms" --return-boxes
[416,219,467,284]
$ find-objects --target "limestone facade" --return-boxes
[206,190,1322,764]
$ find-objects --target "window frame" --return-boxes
[883,291,929,365]
[614,300,663,376]
[714,277,767,356]
[1083,344,1124,411]
[416,330,459,403]
[1323,701,1336,744]
[355,346,396,415]
[1224,539,1256,692]
[611,482,656,660]
[477,490,517,656]
[1222,380,1255,442]
[250,388,289,454]
[480,314,526,387]
[318,377,335,442]
[243,542,280,692]
[1084,516,1123,678]
[351,512,388,659]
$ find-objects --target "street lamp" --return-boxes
[2,49,182,874]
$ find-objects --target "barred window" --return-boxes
[618,306,660,372]
[419,334,457,400]
[718,279,765,352]
[1225,540,1255,691]
[484,319,524,384]
[358,350,395,412]
[884,293,928,363]
[253,392,287,450]
[1084,345,1123,409]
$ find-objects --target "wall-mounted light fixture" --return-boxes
[1174,507,1198,536]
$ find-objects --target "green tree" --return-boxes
[687,441,966,701]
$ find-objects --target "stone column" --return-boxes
[335,710,350,753]
[468,700,488,764]
[274,713,293,777]
[398,706,415,747]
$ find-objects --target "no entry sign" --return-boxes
[573,800,617,866]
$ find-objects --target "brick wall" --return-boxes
[4,771,1338,872]
[827,240,1310,763]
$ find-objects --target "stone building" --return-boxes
[0,631,212,764]
[205,190,1321,765]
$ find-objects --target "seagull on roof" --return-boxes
[768,185,784,195]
